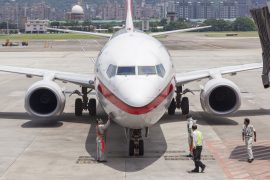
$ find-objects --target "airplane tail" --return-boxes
[125,0,134,32]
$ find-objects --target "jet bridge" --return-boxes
[250,3,270,88]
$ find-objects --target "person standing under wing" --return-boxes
[242,118,257,163]
[186,114,197,157]
[96,114,112,162]
[190,124,206,173]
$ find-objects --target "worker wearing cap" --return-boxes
[96,115,111,162]
[242,118,256,163]
[186,114,197,157]
[191,124,206,173]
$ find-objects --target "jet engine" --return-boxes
[200,78,241,115]
[25,80,66,119]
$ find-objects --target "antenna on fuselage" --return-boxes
[125,0,134,32]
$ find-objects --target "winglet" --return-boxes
[126,0,134,32]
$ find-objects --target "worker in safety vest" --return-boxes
[190,124,206,173]
[186,114,197,157]
[242,118,256,163]
[96,114,112,162]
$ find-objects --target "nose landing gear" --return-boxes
[129,129,144,156]
[168,86,194,115]
[72,87,96,116]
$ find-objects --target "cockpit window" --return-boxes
[106,64,117,78]
[138,66,156,75]
[117,66,136,75]
[156,64,166,77]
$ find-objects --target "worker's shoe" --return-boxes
[248,158,254,163]
[186,154,192,157]
[201,165,206,173]
[190,169,199,173]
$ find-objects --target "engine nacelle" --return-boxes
[200,78,241,115]
[25,80,66,119]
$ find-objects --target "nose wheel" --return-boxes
[129,129,144,156]
[73,87,96,116]
[168,86,192,115]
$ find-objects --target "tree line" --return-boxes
[151,17,256,32]
[0,16,256,33]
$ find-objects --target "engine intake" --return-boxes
[25,80,66,119]
[200,78,241,115]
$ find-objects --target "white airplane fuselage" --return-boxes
[95,30,175,129]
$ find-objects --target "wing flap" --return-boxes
[175,63,262,85]
[47,28,112,38]
[0,65,95,88]
[150,26,211,37]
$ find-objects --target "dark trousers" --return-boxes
[193,146,205,171]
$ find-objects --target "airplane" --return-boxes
[0,0,262,156]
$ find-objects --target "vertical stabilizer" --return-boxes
[126,0,134,32]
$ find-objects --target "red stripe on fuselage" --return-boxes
[97,80,174,115]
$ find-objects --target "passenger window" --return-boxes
[156,64,166,77]
[138,66,156,75]
[117,66,136,75]
[106,64,117,78]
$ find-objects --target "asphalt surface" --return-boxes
[0,33,270,180]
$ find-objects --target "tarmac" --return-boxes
[0,33,270,180]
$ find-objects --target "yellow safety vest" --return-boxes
[194,130,203,146]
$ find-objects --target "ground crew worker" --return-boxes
[186,114,197,157]
[242,118,256,163]
[96,114,111,162]
[190,124,206,173]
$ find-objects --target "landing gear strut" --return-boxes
[73,87,96,116]
[129,129,144,156]
[168,86,193,115]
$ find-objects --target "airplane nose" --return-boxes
[118,79,160,107]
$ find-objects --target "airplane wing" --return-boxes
[0,65,95,88]
[175,63,262,86]
[47,27,112,38]
[150,26,211,37]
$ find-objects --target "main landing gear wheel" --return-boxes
[129,129,144,156]
[129,140,135,156]
[181,97,189,115]
[75,98,83,116]
[168,98,176,115]
[88,98,96,116]
[139,140,144,156]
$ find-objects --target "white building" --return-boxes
[25,19,49,33]
[66,4,85,20]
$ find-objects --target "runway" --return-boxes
[0,33,270,180]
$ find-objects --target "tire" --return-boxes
[75,98,83,116]
[168,98,176,115]
[139,140,144,156]
[129,140,134,156]
[88,98,96,116]
[181,97,189,115]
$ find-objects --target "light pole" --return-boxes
[6,20,9,35]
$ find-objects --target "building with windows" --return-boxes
[25,19,49,33]
[219,1,238,19]
[175,1,193,19]
[66,4,84,20]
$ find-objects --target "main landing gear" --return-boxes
[72,87,96,117]
[168,86,194,115]
[129,129,144,156]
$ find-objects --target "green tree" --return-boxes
[82,20,92,26]
[50,21,60,27]
[164,19,190,31]
[159,18,167,26]
[204,19,232,31]
[232,17,256,31]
